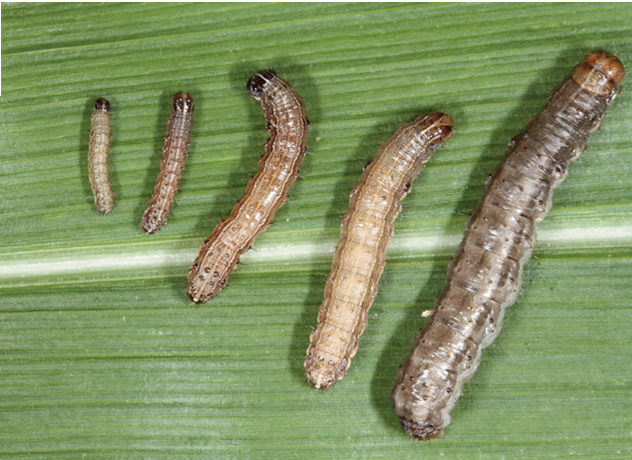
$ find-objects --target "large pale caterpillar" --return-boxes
[305,113,454,390]
[88,98,114,214]
[140,92,194,234]
[186,70,309,304]
[391,52,625,440]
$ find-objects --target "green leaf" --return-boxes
[2,3,631,459]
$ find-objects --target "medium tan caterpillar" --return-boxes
[88,98,114,214]
[391,52,625,440]
[140,92,194,234]
[304,113,454,390]
[186,70,309,304]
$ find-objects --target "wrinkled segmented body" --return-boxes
[141,92,194,234]
[89,98,114,214]
[186,70,309,304]
[305,113,454,390]
[392,52,625,440]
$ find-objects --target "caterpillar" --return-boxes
[305,112,454,390]
[140,92,194,234]
[88,97,114,214]
[391,52,625,440]
[186,70,309,304]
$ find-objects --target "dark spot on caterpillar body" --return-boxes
[392,52,625,440]
[186,70,309,304]
[304,113,454,390]
[89,97,114,214]
[140,92,194,234]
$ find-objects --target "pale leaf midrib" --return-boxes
[1,224,631,287]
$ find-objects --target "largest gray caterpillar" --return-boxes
[391,52,625,440]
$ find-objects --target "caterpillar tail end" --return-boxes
[304,345,348,390]
[185,262,226,305]
[398,417,444,441]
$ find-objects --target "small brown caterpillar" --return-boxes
[140,92,194,234]
[305,113,454,390]
[186,70,309,304]
[88,98,114,214]
[392,52,625,440]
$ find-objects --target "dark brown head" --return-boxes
[414,112,454,145]
[247,69,277,100]
[93,97,111,112]
[172,92,194,113]
[572,52,625,97]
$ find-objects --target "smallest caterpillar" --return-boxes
[141,92,194,234]
[89,97,114,214]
